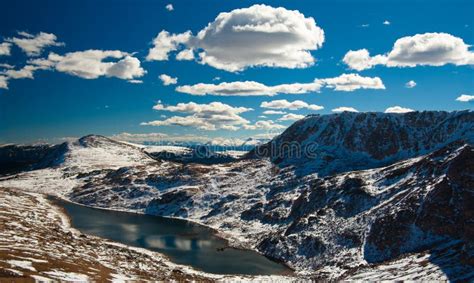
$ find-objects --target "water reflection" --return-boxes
[55,199,291,275]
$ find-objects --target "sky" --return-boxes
[0,0,473,144]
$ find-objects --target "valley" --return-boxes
[0,111,473,281]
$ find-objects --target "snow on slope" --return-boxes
[0,188,292,281]
[64,135,155,169]
[0,111,473,280]
[250,110,474,176]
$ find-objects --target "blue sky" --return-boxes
[0,0,473,144]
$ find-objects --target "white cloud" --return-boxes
[26,57,56,68]
[194,5,324,72]
[332,107,359,113]
[146,30,191,61]
[456,94,474,102]
[343,49,387,71]
[159,74,178,85]
[405,80,417,88]
[111,132,169,142]
[110,132,213,144]
[0,42,12,56]
[384,106,415,113]
[253,132,281,139]
[0,62,52,89]
[261,99,323,111]
[0,63,14,69]
[176,48,194,60]
[148,4,324,72]
[278,113,305,121]
[344,33,474,70]
[2,65,47,79]
[165,4,174,11]
[128,79,143,84]
[243,120,286,130]
[111,132,265,147]
[0,76,8,89]
[106,56,146,80]
[143,101,252,131]
[7,31,64,56]
[263,110,286,115]
[176,74,383,96]
[383,20,391,25]
[176,80,322,96]
[152,101,252,114]
[39,50,146,80]
[319,73,385,91]
[207,137,247,147]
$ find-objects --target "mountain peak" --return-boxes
[250,110,474,176]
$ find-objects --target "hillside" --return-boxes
[0,111,473,280]
[249,111,474,176]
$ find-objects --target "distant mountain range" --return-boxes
[0,111,473,280]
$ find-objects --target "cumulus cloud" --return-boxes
[383,20,391,25]
[0,42,12,56]
[1,65,48,79]
[110,132,213,144]
[263,110,286,115]
[261,99,323,111]
[0,60,52,89]
[278,113,305,121]
[332,107,359,113]
[194,5,324,72]
[384,106,415,113]
[147,4,325,72]
[343,33,474,71]
[176,48,194,60]
[342,49,387,71]
[176,74,383,96]
[0,63,13,69]
[34,50,146,80]
[165,4,174,11]
[6,31,64,56]
[456,94,474,102]
[319,73,385,91]
[242,120,286,130]
[405,80,417,88]
[176,80,322,96]
[159,74,177,85]
[111,132,169,142]
[0,76,8,89]
[146,30,191,61]
[143,101,252,131]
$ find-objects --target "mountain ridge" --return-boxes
[0,110,473,280]
[248,110,474,176]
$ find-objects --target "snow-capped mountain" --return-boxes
[249,110,474,176]
[0,111,473,280]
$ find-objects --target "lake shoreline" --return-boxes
[48,194,294,276]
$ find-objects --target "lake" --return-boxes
[54,199,291,275]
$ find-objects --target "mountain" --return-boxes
[0,143,67,175]
[0,111,473,280]
[147,145,237,165]
[248,110,474,176]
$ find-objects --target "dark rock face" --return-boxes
[3,112,473,280]
[147,145,237,165]
[0,142,67,175]
[245,142,474,275]
[248,111,474,176]
[364,145,474,263]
